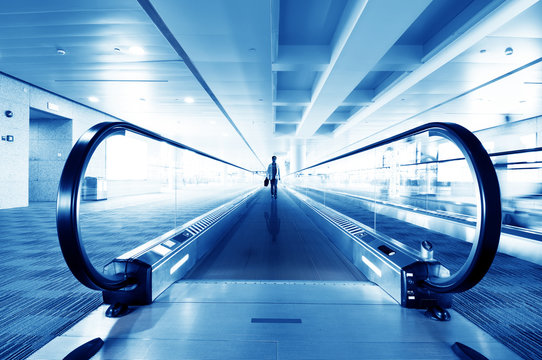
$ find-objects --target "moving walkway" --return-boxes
[31,121,519,359]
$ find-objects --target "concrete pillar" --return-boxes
[290,140,306,173]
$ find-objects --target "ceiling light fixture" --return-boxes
[88,96,99,103]
[184,97,194,103]
[505,47,514,55]
[114,47,121,53]
[479,49,486,53]
[129,46,145,55]
[57,49,66,55]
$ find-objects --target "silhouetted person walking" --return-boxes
[266,156,281,199]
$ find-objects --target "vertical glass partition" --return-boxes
[288,126,491,278]
[474,118,542,233]
[75,128,256,276]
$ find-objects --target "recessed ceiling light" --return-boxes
[505,47,513,56]
[88,96,99,103]
[479,49,486,54]
[57,49,66,55]
[139,98,146,102]
[129,46,145,55]
[184,97,194,103]
[114,47,121,53]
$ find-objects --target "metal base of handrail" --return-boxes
[102,188,258,306]
[287,187,452,310]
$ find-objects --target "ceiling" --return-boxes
[0,0,541,171]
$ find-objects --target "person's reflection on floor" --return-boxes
[264,198,280,242]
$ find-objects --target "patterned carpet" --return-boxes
[2,186,540,359]
[0,202,101,360]
[0,188,250,360]
[301,187,542,360]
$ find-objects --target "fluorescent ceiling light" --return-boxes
[88,96,99,103]
[129,46,145,55]
[184,96,195,103]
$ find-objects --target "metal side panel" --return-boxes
[287,187,452,308]
[103,188,258,305]
[287,188,415,303]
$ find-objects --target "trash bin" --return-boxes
[82,177,107,201]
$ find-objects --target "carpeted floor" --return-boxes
[0,188,250,360]
[0,202,101,360]
[301,187,542,360]
[2,186,541,359]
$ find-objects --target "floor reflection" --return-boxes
[264,198,280,242]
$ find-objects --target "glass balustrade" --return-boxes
[287,127,485,277]
[75,128,257,275]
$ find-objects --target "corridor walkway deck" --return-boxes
[187,188,366,281]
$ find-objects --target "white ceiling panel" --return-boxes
[0,0,540,171]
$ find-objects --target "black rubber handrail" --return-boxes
[294,122,501,293]
[57,121,254,291]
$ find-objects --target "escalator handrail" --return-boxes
[294,122,501,293]
[57,121,254,291]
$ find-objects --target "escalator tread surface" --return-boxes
[186,189,367,281]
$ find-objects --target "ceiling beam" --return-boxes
[273,90,311,106]
[374,71,410,97]
[342,89,374,106]
[335,0,539,137]
[272,45,330,71]
[295,0,433,138]
[275,110,302,123]
[422,0,506,61]
[326,111,351,124]
[372,45,423,71]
